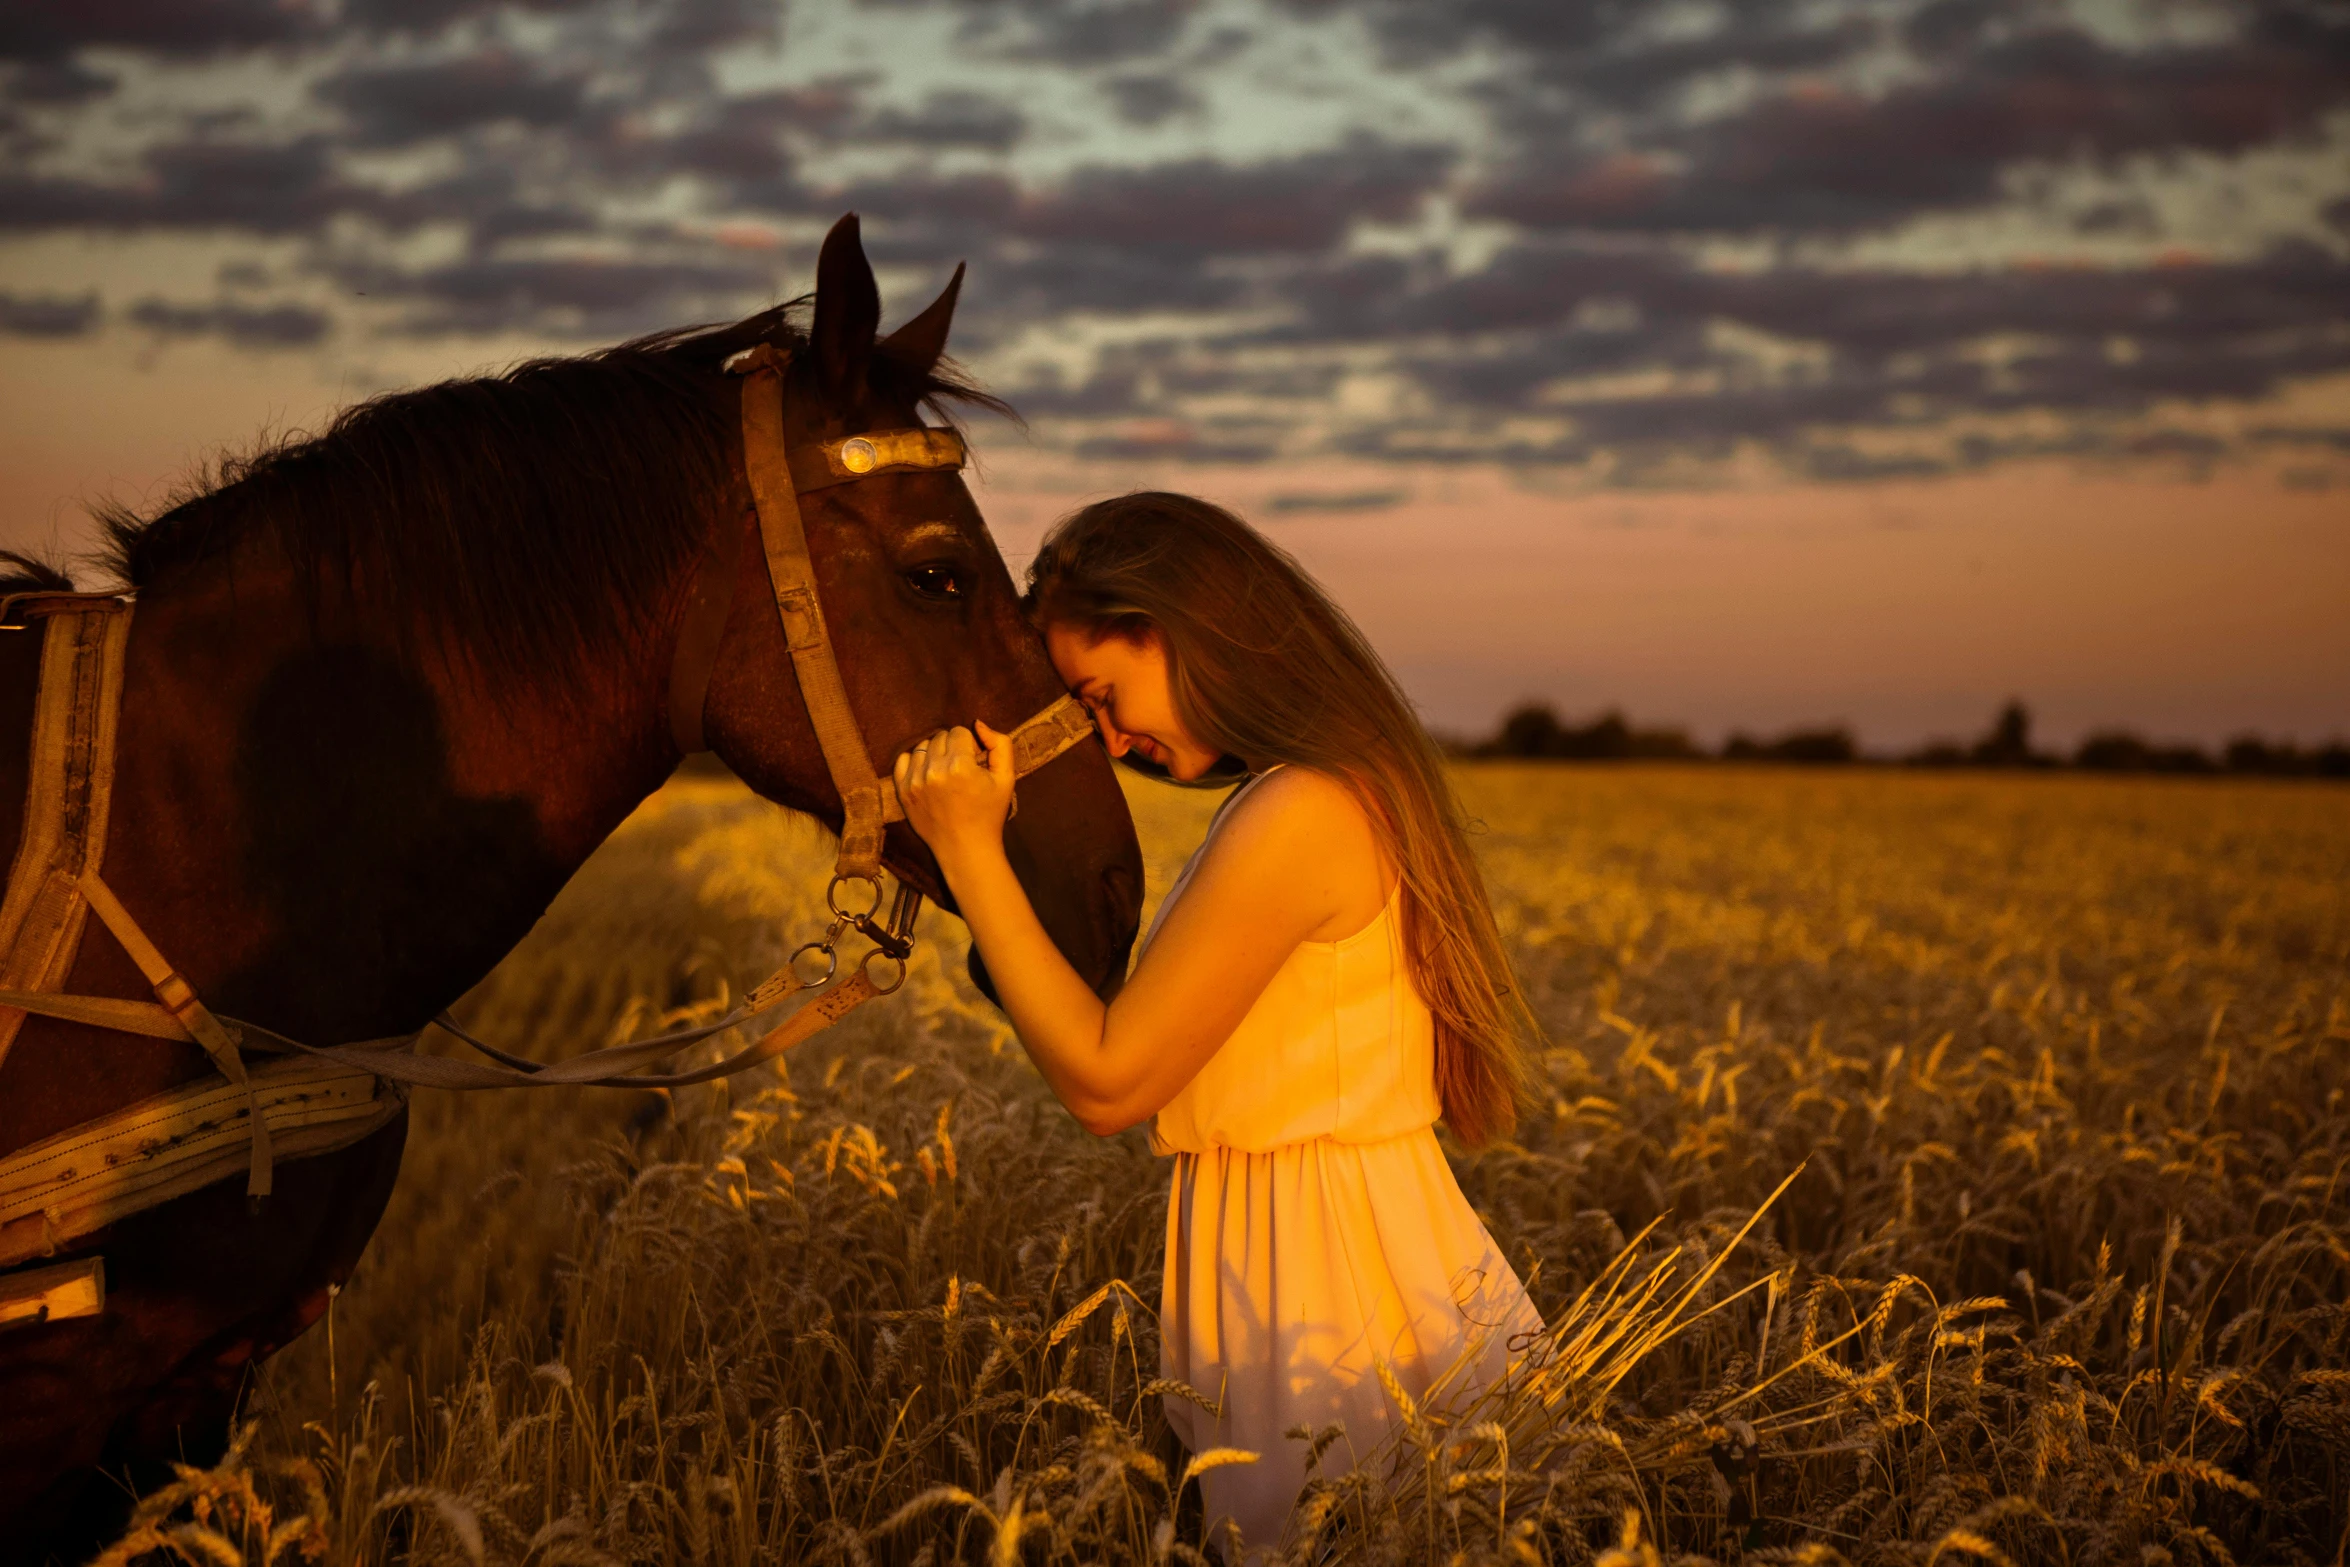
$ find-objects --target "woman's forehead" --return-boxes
[1046,621,1154,680]
[1044,621,1106,675]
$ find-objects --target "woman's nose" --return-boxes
[1091,710,1130,757]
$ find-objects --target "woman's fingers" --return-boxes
[900,729,965,793]
[896,723,1016,854]
[898,726,1012,803]
[974,719,1015,781]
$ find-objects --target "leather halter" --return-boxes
[678,341,1095,889]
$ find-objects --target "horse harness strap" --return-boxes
[78,871,275,1197]
[717,342,1096,884]
[733,344,896,880]
[0,595,304,1219]
[0,1053,397,1274]
[0,597,131,1079]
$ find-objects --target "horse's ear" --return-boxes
[880,262,964,375]
[812,212,880,399]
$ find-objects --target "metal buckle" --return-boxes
[827,875,883,921]
[861,948,908,994]
[776,586,823,652]
[823,428,965,481]
[836,879,920,961]
[794,877,922,994]
[789,941,839,987]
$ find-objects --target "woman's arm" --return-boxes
[897,725,1380,1135]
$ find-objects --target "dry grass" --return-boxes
[96,766,2350,1566]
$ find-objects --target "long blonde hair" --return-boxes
[1025,492,1533,1145]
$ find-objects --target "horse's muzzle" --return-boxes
[966,862,1135,1009]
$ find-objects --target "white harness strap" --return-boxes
[0,1258,102,1331]
[0,599,405,1315]
[0,1056,398,1271]
[0,598,131,1079]
[0,595,288,1206]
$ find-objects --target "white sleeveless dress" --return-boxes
[1146,767,1543,1556]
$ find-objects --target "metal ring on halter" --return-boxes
[789,941,839,987]
[827,874,884,921]
[860,947,908,995]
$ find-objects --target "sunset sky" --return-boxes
[2,0,2344,749]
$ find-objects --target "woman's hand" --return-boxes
[896,720,1017,873]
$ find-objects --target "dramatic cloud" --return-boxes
[127,296,330,346]
[1099,72,1195,126]
[596,81,1029,209]
[1279,0,1634,65]
[326,254,777,334]
[1215,238,2350,468]
[0,0,321,62]
[315,52,593,148]
[936,0,1202,65]
[1011,139,1453,258]
[624,84,846,189]
[0,289,98,336]
[2,58,115,102]
[1473,19,2350,235]
[1,0,2343,477]
[863,89,1026,151]
[0,136,393,233]
[338,0,607,39]
[1264,488,1407,513]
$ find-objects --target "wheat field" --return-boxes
[95,766,2350,1566]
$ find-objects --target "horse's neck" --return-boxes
[100,559,678,1045]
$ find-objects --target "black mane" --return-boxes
[0,552,75,597]
[96,301,1004,682]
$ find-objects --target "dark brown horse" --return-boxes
[0,214,1143,1559]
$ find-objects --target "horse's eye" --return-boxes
[906,563,963,601]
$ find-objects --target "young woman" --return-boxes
[896,492,1542,1555]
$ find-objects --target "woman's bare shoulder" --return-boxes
[1207,767,1386,887]
[1239,764,1367,824]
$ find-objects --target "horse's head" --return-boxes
[691,216,1142,1000]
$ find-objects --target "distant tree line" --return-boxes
[1467,700,2350,778]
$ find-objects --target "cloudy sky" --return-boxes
[2,0,2345,747]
